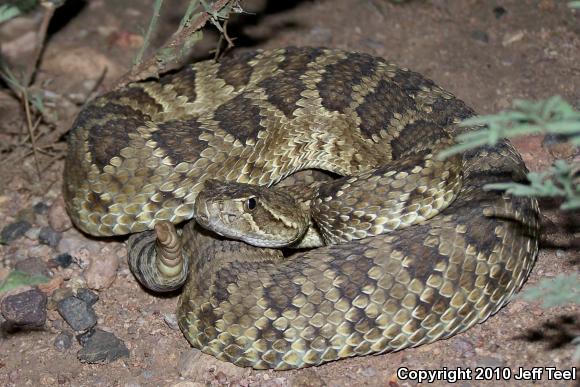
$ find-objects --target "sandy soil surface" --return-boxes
[0,0,579,386]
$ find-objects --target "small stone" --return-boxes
[40,374,57,385]
[54,330,73,351]
[76,288,99,306]
[471,30,489,43]
[48,287,74,310]
[77,328,130,363]
[502,30,525,46]
[24,227,41,240]
[493,6,507,19]
[0,288,47,328]
[33,202,50,214]
[38,227,62,247]
[1,220,32,244]
[52,253,73,268]
[163,313,180,331]
[48,197,73,232]
[84,249,119,290]
[57,296,97,331]
[14,257,52,277]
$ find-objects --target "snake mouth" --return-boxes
[193,199,243,241]
[193,200,211,227]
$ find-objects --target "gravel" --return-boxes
[38,226,62,247]
[54,330,73,351]
[0,288,47,328]
[77,328,130,363]
[1,220,32,244]
[76,288,99,306]
[56,296,97,332]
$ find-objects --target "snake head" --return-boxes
[193,179,310,248]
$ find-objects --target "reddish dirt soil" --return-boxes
[0,0,579,386]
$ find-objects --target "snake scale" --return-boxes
[64,47,540,370]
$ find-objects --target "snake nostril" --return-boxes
[197,213,208,223]
[227,214,236,223]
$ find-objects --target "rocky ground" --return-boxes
[0,0,579,386]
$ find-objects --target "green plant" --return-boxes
[439,96,579,210]
[0,0,39,24]
[0,270,49,294]
[119,0,240,87]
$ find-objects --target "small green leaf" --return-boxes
[0,270,50,294]
[0,5,21,23]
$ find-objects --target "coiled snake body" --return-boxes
[64,48,540,369]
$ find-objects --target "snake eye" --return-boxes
[246,197,257,211]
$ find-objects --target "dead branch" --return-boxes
[113,0,238,90]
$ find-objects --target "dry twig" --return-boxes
[114,0,239,89]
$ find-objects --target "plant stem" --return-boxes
[135,0,164,66]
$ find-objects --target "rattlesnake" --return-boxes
[64,47,540,369]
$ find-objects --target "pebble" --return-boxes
[57,296,97,331]
[38,226,62,247]
[163,313,180,331]
[24,227,41,240]
[76,288,99,306]
[33,202,50,214]
[39,374,57,385]
[84,249,119,290]
[54,330,73,351]
[0,288,47,328]
[14,256,52,277]
[493,5,507,19]
[1,220,32,244]
[51,253,73,268]
[77,328,130,363]
[48,287,74,310]
[502,30,525,46]
[48,197,73,232]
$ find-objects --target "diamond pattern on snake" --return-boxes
[64,47,540,370]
